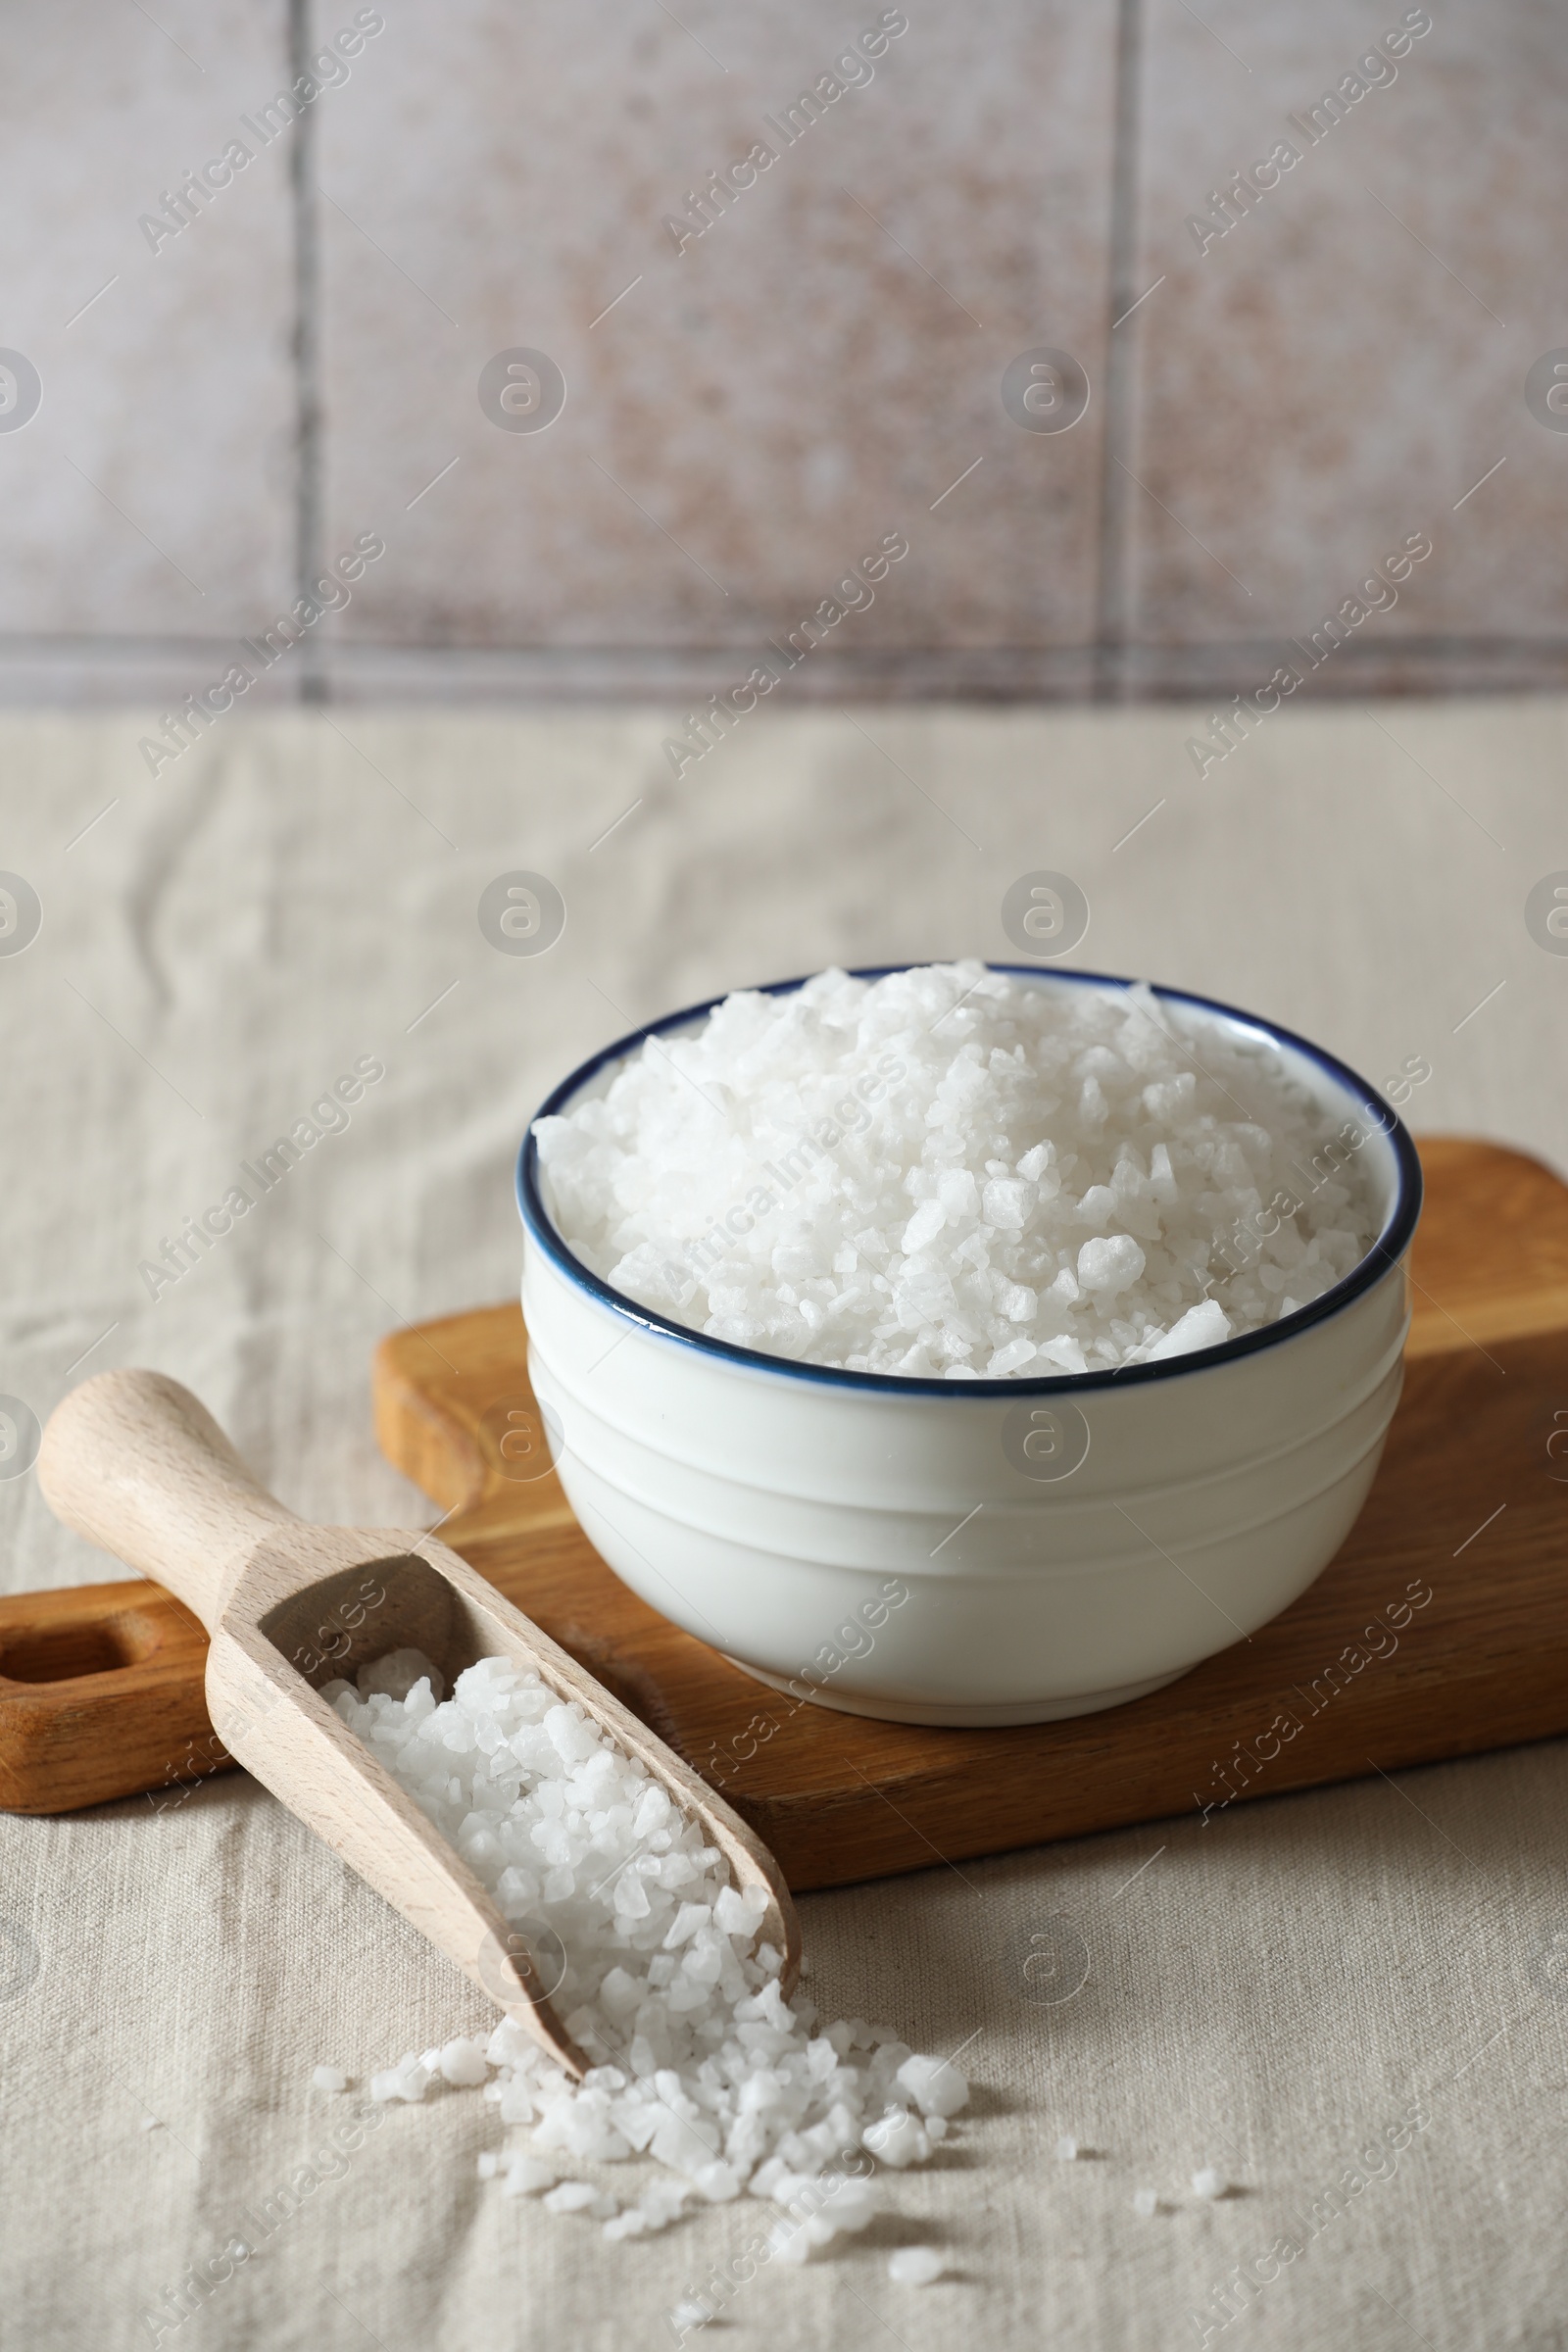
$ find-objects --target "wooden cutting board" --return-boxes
[4,1137,1567,1891]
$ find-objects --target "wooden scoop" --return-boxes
[37,1369,800,2077]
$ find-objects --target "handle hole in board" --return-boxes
[0,1611,163,1683]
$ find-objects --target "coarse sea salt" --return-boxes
[339,1649,966,2250]
[534,961,1379,1379]
[888,2245,948,2285]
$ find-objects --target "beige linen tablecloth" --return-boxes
[3,700,1564,2351]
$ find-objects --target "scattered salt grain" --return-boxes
[534,961,1378,1378]
[896,2053,970,2119]
[764,2173,883,2262]
[346,1648,966,2254]
[369,2054,433,2104]
[637,2180,693,2230]
[543,2180,612,2217]
[1054,2133,1080,2162]
[311,2065,348,2093]
[888,2245,948,2285]
[1192,2167,1227,2199]
[499,2155,556,2198]
[438,2037,489,2087]
[864,2107,931,2169]
[1132,2188,1160,2218]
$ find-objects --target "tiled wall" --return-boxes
[2,0,1562,706]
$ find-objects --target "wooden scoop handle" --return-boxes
[37,1370,301,1634]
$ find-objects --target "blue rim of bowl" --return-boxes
[514,963,1424,1398]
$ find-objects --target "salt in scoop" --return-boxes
[38,1369,799,2077]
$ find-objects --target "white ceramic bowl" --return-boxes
[516,967,1422,1727]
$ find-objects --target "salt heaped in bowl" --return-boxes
[533,961,1381,1379]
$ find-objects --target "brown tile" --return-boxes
[1119,0,1568,676]
[317,0,1119,662]
[0,2,297,639]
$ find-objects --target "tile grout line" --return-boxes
[291,0,326,706]
[2,637,1568,703]
[1091,0,1147,705]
